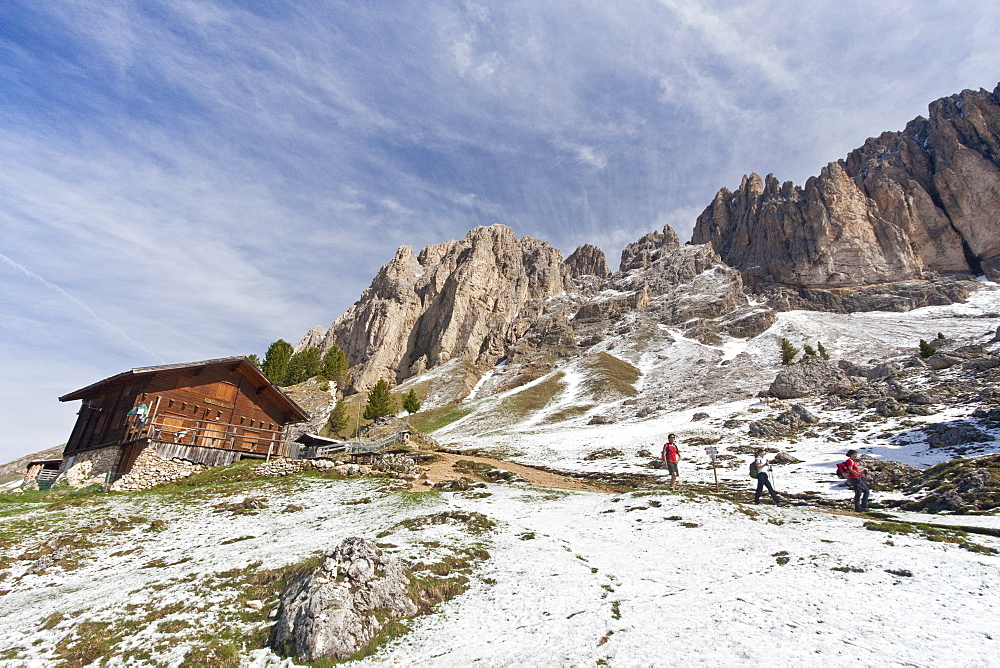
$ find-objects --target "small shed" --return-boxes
[58,357,310,483]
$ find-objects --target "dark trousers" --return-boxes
[849,478,870,511]
[755,472,780,503]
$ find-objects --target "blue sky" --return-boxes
[2,0,999,461]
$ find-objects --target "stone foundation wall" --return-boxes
[22,463,45,490]
[110,448,207,492]
[63,446,123,488]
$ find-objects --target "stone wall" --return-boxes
[110,448,207,492]
[21,463,45,490]
[62,446,122,488]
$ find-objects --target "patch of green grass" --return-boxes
[541,404,596,425]
[581,352,639,400]
[409,403,476,433]
[381,510,497,538]
[180,638,241,668]
[501,374,565,417]
[54,620,117,667]
[864,520,997,554]
[144,459,261,495]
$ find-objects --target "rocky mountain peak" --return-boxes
[565,244,610,279]
[303,224,572,390]
[618,224,680,272]
[693,82,1000,298]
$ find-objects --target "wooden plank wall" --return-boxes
[64,362,300,458]
[152,442,241,467]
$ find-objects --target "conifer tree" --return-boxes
[363,380,395,420]
[247,353,261,368]
[817,341,830,360]
[803,344,817,357]
[919,339,938,358]
[402,389,421,414]
[322,344,350,387]
[261,339,294,384]
[284,347,323,385]
[780,338,798,365]
[324,400,349,437]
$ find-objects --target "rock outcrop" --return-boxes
[768,357,855,399]
[692,84,1000,303]
[606,228,777,342]
[565,244,610,279]
[303,225,572,389]
[270,537,418,662]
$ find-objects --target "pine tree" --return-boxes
[363,380,395,420]
[402,389,421,414]
[803,344,817,357]
[919,339,938,358]
[780,338,798,365]
[284,347,323,385]
[324,400,349,437]
[247,353,261,368]
[261,339,294,384]
[321,344,350,387]
[817,341,830,360]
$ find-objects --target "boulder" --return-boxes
[925,353,963,370]
[768,357,854,399]
[270,537,418,662]
[855,455,921,490]
[872,397,908,418]
[748,404,818,437]
[924,421,991,448]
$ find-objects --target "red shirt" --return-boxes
[663,443,678,463]
[844,458,863,479]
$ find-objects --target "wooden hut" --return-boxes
[59,357,309,481]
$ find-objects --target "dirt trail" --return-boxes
[414,452,615,493]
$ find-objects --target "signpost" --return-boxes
[704,446,720,492]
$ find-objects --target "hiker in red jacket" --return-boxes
[662,434,680,490]
[843,449,871,512]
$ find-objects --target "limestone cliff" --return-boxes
[692,84,1000,291]
[307,225,572,389]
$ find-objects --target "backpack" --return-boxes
[749,461,759,478]
[836,460,852,479]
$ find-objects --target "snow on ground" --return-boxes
[5,473,997,667]
[351,488,999,667]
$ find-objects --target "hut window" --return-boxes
[214,382,238,403]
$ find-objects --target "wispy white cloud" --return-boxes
[2,0,999,459]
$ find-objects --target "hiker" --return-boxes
[752,448,783,505]
[662,434,680,490]
[842,449,871,512]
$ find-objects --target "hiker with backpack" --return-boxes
[750,448,784,505]
[662,434,680,490]
[838,449,870,512]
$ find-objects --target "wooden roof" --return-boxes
[59,356,310,422]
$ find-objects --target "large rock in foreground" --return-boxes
[269,537,418,662]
